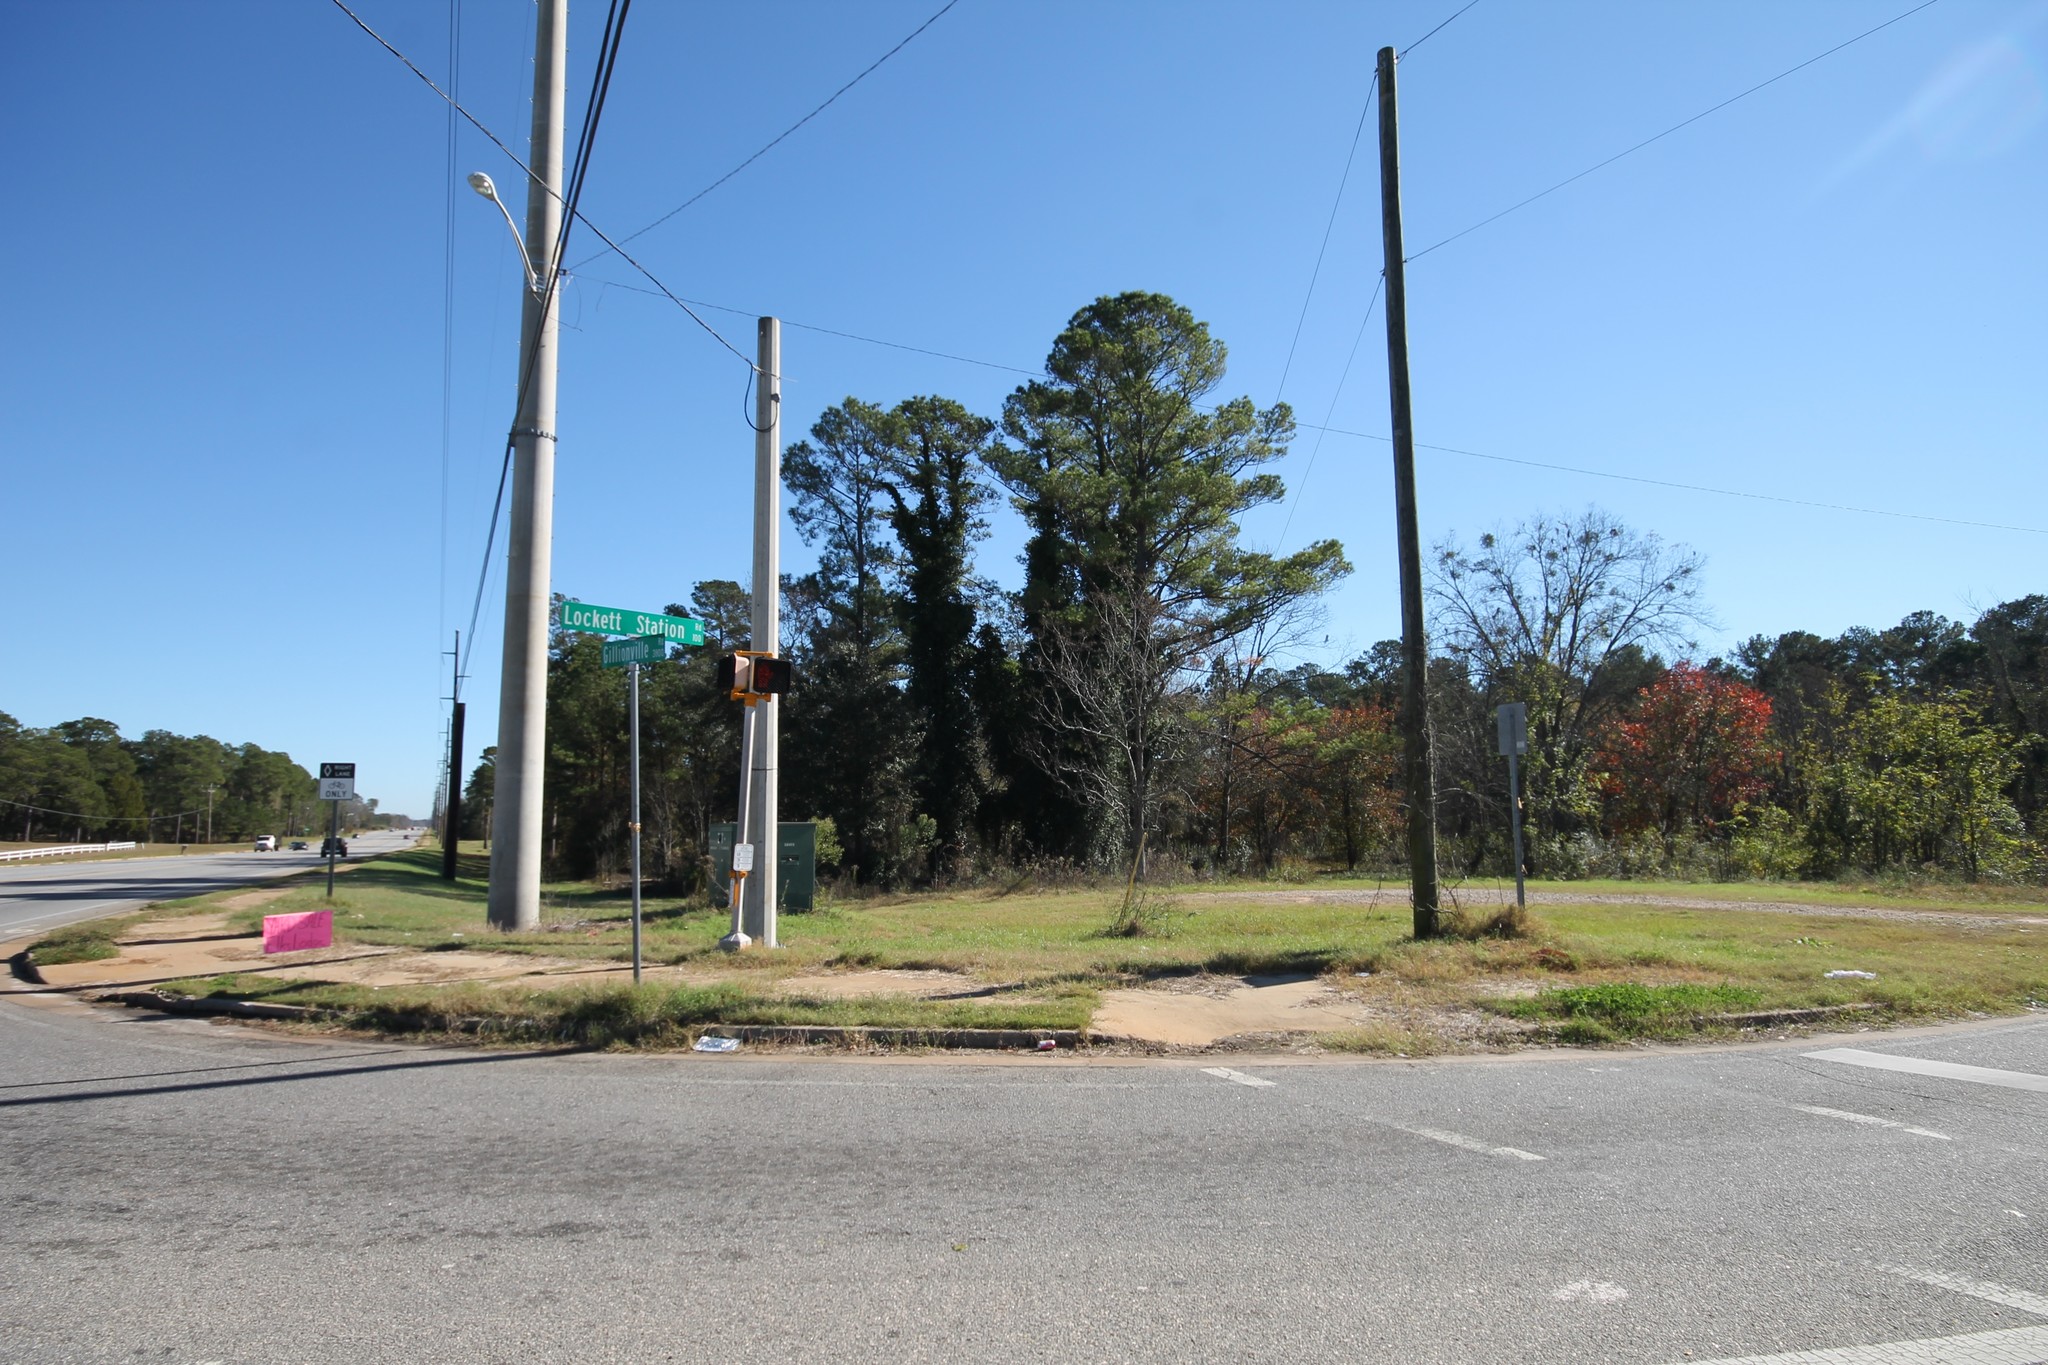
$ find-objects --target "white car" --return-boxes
[254,836,278,852]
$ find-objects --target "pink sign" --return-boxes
[262,909,334,954]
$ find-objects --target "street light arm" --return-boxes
[468,171,543,294]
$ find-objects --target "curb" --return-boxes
[96,989,1118,1050]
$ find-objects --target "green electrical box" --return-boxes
[707,821,815,911]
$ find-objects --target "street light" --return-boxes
[467,171,541,293]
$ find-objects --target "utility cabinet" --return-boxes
[707,821,815,911]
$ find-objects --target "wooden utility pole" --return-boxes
[1376,45,1443,938]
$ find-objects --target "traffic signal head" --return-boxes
[717,653,793,699]
[750,656,793,695]
[716,653,749,696]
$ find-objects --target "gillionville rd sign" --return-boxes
[601,635,667,669]
[559,600,705,647]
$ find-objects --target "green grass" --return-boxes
[22,921,124,965]
[92,843,2048,1049]
[153,972,1095,1047]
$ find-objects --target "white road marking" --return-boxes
[1200,1067,1276,1088]
[1805,1047,2048,1093]
[1664,1325,2048,1365]
[1552,1279,1627,1304]
[1796,1105,1951,1141]
[1396,1125,1545,1161]
[1880,1265,2048,1319]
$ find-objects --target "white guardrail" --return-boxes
[0,841,139,863]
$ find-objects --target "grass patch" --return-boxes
[25,922,123,965]
[153,973,1094,1046]
[101,843,2048,1050]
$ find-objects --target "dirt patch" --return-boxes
[1094,974,1375,1046]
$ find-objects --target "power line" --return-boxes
[1303,423,2048,537]
[1406,0,1943,263]
[1277,275,1384,550]
[1273,71,1377,405]
[1402,0,1482,58]
[571,0,965,271]
[0,797,204,825]
[327,0,751,367]
[576,274,1041,376]
[569,276,2045,539]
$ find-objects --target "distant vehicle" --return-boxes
[321,837,349,858]
[289,840,308,851]
[254,836,278,852]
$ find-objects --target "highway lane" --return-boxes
[0,829,422,944]
[0,988,2041,1364]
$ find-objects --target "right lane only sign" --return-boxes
[319,762,356,801]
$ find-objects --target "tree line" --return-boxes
[476,291,2045,892]
[0,713,379,844]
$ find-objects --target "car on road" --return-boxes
[254,836,278,852]
[289,840,308,851]
[321,837,349,857]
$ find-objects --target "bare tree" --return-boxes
[1428,508,1710,858]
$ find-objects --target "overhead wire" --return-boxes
[455,0,633,688]
[573,277,2043,538]
[1400,0,1482,58]
[0,797,204,825]
[1273,71,1377,405]
[327,0,751,366]
[1406,0,1943,262]
[1276,275,1384,551]
[438,0,461,669]
[572,0,965,271]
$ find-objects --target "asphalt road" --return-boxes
[0,830,422,945]
[1,988,2041,1364]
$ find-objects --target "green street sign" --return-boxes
[602,634,667,669]
[559,600,705,646]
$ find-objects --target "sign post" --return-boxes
[601,636,668,983]
[1495,705,1528,911]
[319,762,356,899]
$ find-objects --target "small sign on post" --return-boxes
[558,600,706,646]
[602,634,667,669]
[318,762,356,801]
[732,843,755,874]
[1495,705,1528,912]
[318,762,354,900]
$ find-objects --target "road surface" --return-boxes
[0,829,421,945]
[0,983,2041,1364]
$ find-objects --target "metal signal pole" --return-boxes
[487,0,566,931]
[1377,45,1444,938]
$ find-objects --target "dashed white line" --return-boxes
[1804,1047,2048,1094]
[1200,1067,1276,1088]
[1396,1125,1545,1161]
[1880,1265,2048,1319]
[1664,1324,2048,1365]
[1796,1105,1951,1141]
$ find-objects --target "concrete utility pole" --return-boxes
[1376,45,1444,939]
[487,0,566,931]
[743,318,782,948]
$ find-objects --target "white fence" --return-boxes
[0,841,139,863]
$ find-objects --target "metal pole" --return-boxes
[1508,751,1526,912]
[487,0,566,932]
[445,631,464,880]
[327,800,340,899]
[746,317,782,948]
[1377,46,1443,939]
[629,662,642,984]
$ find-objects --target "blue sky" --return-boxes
[3,0,2043,817]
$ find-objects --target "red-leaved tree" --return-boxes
[1595,664,1777,842]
